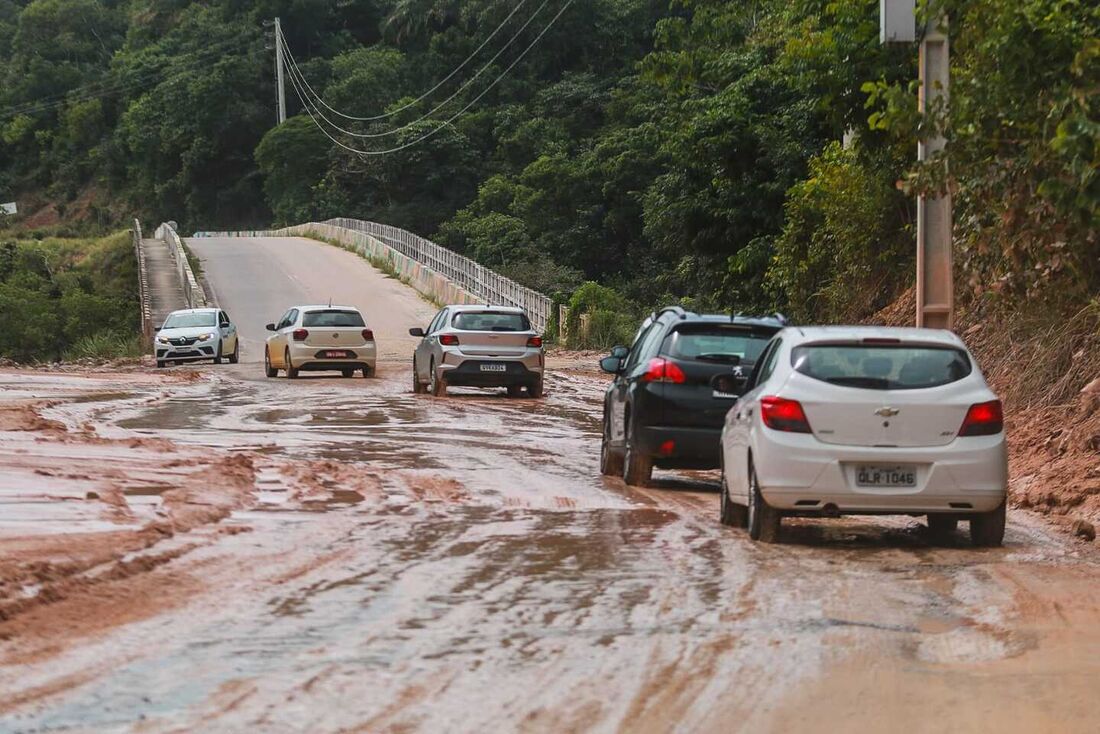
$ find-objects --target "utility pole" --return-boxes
[274,17,287,124]
[881,0,954,330]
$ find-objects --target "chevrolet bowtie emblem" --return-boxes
[875,407,900,417]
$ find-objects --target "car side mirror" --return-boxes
[599,356,624,375]
[409,327,425,337]
[712,373,748,396]
[153,324,163,332]
[265,323,276,332]
[610,345,629,359]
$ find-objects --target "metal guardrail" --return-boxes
[156,221,207,308]
[132,219,153,343]
[195,219,553,332]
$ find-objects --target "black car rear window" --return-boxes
[452,312,530,332]
[663,325,774,365]
[302,310,365,327]
[791,344,972,390]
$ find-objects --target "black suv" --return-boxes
[599,307,786,486]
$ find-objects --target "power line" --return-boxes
[277,0,553,139]
[284,0,575,157]
[282,0,533,123]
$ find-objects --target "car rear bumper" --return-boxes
[754,430,1008,514]
[289,342,377,369]
[439,359,542,387]
[636,425,722,469]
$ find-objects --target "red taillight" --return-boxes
[292,329,309,341]
[362,329,374,341]
[527,336,543,348]
[641,357,686,384]
[959,399,1003,436]
[760,396,812,433]
[438,334,459,346]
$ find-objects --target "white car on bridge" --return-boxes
[409,305,545,397]
[719,326,1007,546]
[264,305,377,378]
[155,308,239,367]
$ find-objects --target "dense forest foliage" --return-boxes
[0,0,1096,329]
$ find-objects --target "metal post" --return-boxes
[274,17,287,124]
[916,15,952,329]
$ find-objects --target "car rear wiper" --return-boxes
[825,376,891,389]
[695,353,742,364]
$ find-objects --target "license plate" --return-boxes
[856,465,916,487]
[480,363,507,372]
[324,350,348,358]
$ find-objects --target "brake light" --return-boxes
[527,336,543,348]
[292,329,309,341]
[760,396,812,433]
[438,334,459,346]
[362,329,374,341]
[959,400,1003,436]
[642,357,686,384]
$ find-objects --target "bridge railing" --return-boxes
[156,221,206,309]
[131,219,153,342]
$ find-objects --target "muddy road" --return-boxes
[1,238,1097,732]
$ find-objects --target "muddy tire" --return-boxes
[747,466,781,543]
[285,349,299,379]
[228,340,239,364]
[622,443,652,487]
[341,369,354,378]
[927,514,959,540]
[213,341,223,365]
[430,360,447,397]
[507,385,524,398]
[970,501,1006,547]
[156,360,166,369]
[264,348,278,378]
[412,360,426,394]
[361,366,371,378]
[720,472,748,528]
[599,417,624,477]
[527,378,544,399]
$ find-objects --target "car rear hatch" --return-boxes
[450,311,534,358]
[300,310,370,350]
[786,340,981,447]
[653,322,778,428]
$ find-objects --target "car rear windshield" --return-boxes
[302,310,365,327]
[452,311,530,332]
[791,344,972,390]
[663,325,773,365]
[163,312,215,328]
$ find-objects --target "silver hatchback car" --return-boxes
[410,305,545,397]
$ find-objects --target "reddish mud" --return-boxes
[0,362,1097,733]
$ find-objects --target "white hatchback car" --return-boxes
[719,326,1007,546]
[154,308,239,367]
[264,305,377,378]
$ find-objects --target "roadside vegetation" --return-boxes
[0,231,141,362]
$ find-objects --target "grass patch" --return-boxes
[63,330,145,361]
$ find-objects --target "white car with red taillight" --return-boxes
[409,305,545,397]
[718,326,1007,546]
[263,305,377,379]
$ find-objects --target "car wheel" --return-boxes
[213,341,223,365]
[927,514,959,541]
[720,470,748,528]
[228,339,240,364]
[599,414,624,477]
[527,377,544,398]
[341,369,354,378]
[361,366,371,378]
[507,385,523,398]
[156,360,166,369]
[285,349,299,379]
[430,360,447,397]
[264,348,278,378]
[412,360,426,393]
[970,501,1006,547]
[747,465,781,543]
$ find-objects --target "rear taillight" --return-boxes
[362,329,374,341]
[292,329,309,341]
[527,336,543,348]
[641,357,686,384]
[959,400,1003,436]
[760,396,812,433]
[438,334,459,346]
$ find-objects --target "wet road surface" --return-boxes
[2,362,1098,733]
